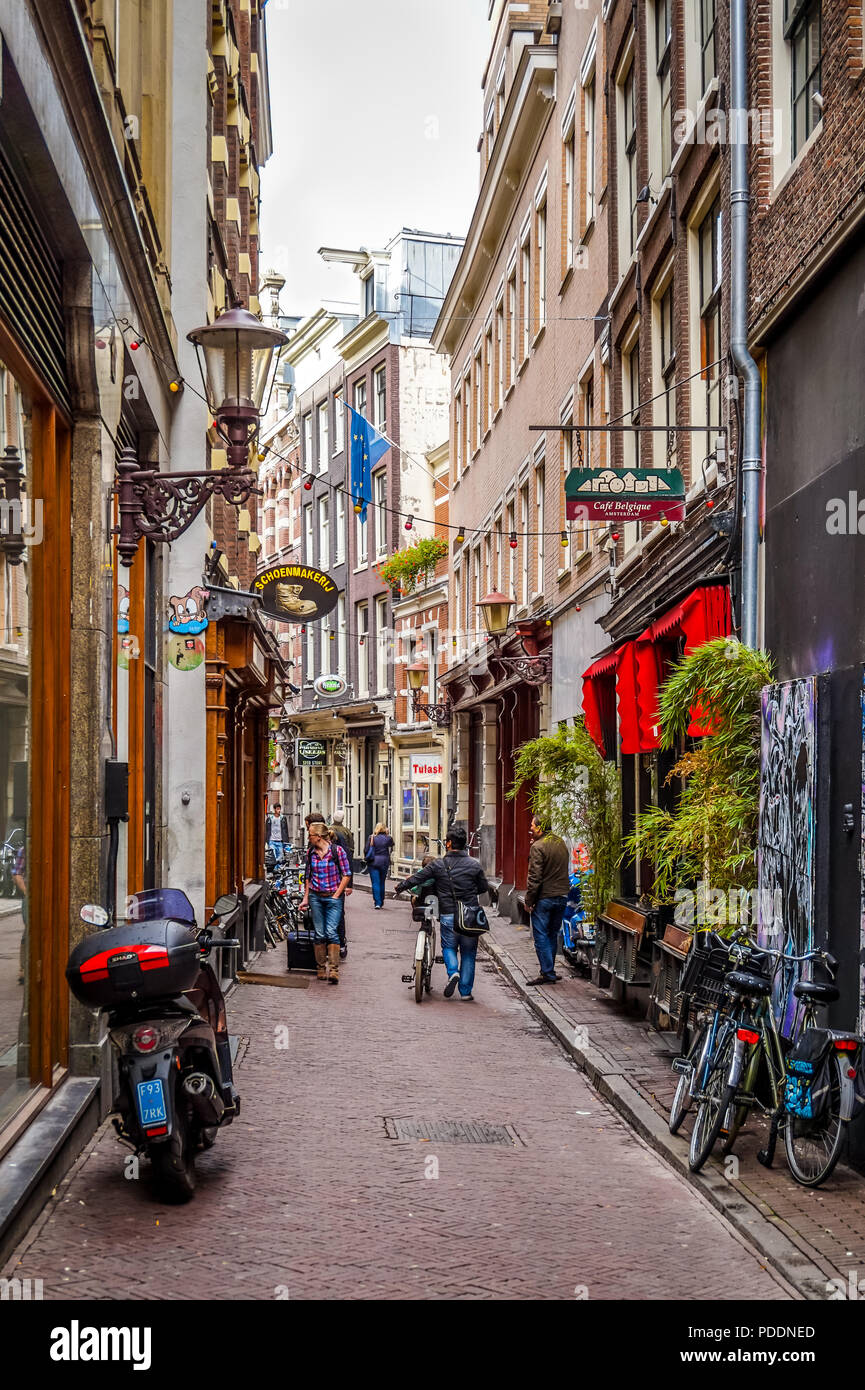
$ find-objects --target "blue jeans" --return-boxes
[309,893,342,943]
[530,897,567,978]
[440,913,479,997]
[369,865,386,907]
[268,840,284,863]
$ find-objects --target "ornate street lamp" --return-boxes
[477,590,515,643]
[116,307,287,567]
[406,652,451,727]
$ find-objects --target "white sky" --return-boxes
[259,0,491,317]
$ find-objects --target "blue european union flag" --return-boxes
[345,401,390,522]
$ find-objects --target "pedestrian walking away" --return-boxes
[364,822,393,909]
[300,822,351,984]
[330,810,355,959]
[525,815,570,985]
[265,802,289,865]
[395,827,489,999]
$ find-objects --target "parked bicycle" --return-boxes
[672,926,862,1186]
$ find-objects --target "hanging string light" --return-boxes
[303,476,313,491]
[509,531,518,549]
[560,530,569,548]
[455,526,466,544]
[404,515,413,531]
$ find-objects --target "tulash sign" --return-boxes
[565,467,686,523]
[254,565,338,623]
[410,752,444,784]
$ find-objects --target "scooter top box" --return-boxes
[66,918,201,1008]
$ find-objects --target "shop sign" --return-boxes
[295,738,328,767]
[411,752,444,784]
[565,467,686,522]
[313,675,348,699]
[254,565,338,623]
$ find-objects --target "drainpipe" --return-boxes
[729,0,763,650]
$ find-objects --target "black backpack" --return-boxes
[784,1029,834,1122]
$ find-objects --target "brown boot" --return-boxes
[314,943,327,980]
[326,943,340,985]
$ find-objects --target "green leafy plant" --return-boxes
[624,637,773,910]
[378,535,448,595]
[507,720,621,922]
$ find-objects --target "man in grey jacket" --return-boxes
[525,815,570,985]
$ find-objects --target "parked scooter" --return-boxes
[66,888,242,1202]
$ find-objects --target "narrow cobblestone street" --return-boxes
[5,894,790,1301]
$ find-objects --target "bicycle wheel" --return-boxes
[721,1037,762,1155]
[689,1029,736,1173]
[669,1023,707,1135]
[414,958,424,1004]
[784,1052,845,1187]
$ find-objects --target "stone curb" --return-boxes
[482,933,832,1302]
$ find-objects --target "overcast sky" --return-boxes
[259,0,491,317]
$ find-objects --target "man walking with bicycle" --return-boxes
[395,827,489,1000]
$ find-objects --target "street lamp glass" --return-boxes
[406,658,427,691]
[478,590,514,637]
[187,308,287,414]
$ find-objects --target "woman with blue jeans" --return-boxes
[364,822,393,909]
[300,823,351,983]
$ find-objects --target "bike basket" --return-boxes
[784,1029,834,1121]
[676,942,729,1013]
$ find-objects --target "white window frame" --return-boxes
[333,389,344,454]
[318,494,329,570]
[373,469,387,558]
[318,401,329,472]
[335,486,346,564]
[356,601,369,696]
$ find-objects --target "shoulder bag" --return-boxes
[442,857,489,936]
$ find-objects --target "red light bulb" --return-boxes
[303,477,312,491]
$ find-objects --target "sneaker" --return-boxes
[443,972,459,998]
[339,945,348,959]
[459,993,474,1001]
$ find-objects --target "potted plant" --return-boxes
[378,535,448,596]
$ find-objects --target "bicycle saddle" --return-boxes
[793,979,840,1004]
[725,970,772,997]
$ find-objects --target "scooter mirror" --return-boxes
[213,893,240,917]
[80,903,110,927]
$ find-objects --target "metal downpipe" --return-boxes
[729,0,764,649]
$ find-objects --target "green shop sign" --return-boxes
[565,467,686,523]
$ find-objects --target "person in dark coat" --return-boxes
[364,822,393,909]
[395,828,489,1000]
[330,810,354,959]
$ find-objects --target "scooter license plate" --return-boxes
[136,1079,167,1127]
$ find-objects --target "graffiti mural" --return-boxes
[757,677,817,1036]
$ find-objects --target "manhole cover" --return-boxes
[384,1118,523,1146]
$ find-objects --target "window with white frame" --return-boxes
[472,543,481,628]
[495,299,504,412]
[656,0,673,179]
[506,497,516,596]
[584,74,596,228]
[658,281,676,460]
[623,334,642,548]
[454,567,462,660]
[698,196,723,457]
[462,373,470,464]
[536,200,547,332]
[789,0,822,156]
[485,323,493,431]
[318,401,329,471]
[536,463,545,593]
[473,347,482,451]
[375,595,388,693]
[562,92,576,271]
[335,486,346,564]
[700,0,717,92]
[521,232,531,360]
[454,387,462,478]
[334,389,344,453]
[318,495,329,569]
[484,533,492,595]
[619,58,638,263]
[462,553,470,646]
[374,364,387,430]
[494,514,503,590]
[373,470,387,557]
[508,268,518,387]
[337,592,346,676]
[356,504,368,566]
[303,413,313,469]
[354,378,367,418]
[303,503,313,565]
[356,601,369,695]
[305,623,314,682]
[519,481,529,606]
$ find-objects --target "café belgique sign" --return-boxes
[254,565,338,623]
[565,467,686,523]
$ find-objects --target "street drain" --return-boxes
[236,971,312,989]
[384,1118,524,1146]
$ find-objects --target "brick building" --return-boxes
[432,0,613,913]
[746,0,865,1032]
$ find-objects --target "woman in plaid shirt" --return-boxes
[300,822,351,984]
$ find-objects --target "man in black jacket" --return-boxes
[329,811,354,959]
[396,827,489,1000]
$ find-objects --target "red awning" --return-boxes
[582,585,732,756]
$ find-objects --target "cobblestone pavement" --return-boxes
[3,894,790,1300]
[488,915,865,1288]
